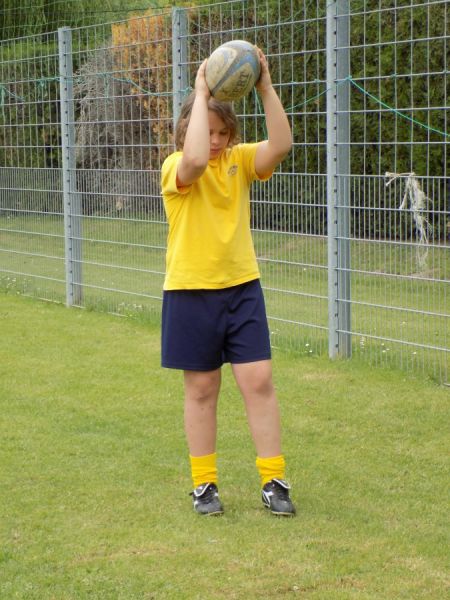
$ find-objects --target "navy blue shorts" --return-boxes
[161,279,271,371]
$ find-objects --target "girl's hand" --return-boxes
[255,48,273,94]
[194,59,211,99]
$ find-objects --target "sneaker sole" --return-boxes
[269,510,295,517]
[263,503,295,517]
[195,509,224,516]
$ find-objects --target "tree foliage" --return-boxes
[0,0,173,41]
[74,13,171,214]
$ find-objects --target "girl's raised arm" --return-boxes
[254,50,292,177]
[177,60,211,187]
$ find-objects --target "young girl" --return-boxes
[161,49,295,516]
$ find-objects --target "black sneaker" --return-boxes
[190,483,224,516]
[262,478,296,516]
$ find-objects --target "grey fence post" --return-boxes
[58,27,82,307]
[326,0,351,358]
[172,7,189,136]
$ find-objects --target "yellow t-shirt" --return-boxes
[161,142,272,290]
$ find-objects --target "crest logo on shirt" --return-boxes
[228,164,238,177]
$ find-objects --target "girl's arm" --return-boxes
[254,50,292,177]
[177,60,211,187]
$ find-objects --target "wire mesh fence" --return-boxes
[0,0,448,384]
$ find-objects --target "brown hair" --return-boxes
[174,92,240,151]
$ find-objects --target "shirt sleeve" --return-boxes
[236,142,274,184]
[161,152,190,198]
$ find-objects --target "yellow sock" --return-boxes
[256,455,286,487]
[189,453,218,488]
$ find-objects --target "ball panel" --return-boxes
[206,46,239,83]
[210,63,256,102]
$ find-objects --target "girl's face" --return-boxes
[208,110,231,159]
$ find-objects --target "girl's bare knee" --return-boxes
[184,369,221,403]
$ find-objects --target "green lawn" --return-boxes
[1,294,448,599]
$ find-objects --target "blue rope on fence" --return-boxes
[346,76,450,139]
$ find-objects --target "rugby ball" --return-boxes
[205,40,261,102]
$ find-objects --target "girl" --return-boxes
[160,49,295,516]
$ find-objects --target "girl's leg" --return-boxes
[231,359,281,457]
[232,359,295,515]
[184,368,221,457]
[184,369,224,515]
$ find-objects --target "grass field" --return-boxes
[1,293,449,599]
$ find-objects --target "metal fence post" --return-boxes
[58,26,82,306]
[326,0,351,358]
[172,7,188,136]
